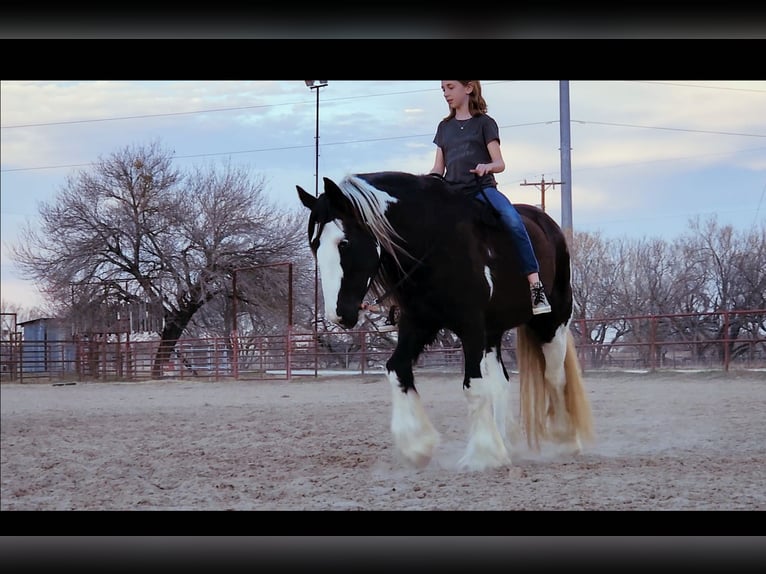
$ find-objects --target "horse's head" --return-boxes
[297,177,382,329]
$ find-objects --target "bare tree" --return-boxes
[570,231,627,367]
[10,141,311,377]
[733,223,766,312]
[681,215,766,362]
[0,299,53,325]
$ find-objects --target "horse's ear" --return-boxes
[323,177,354,216]
[296,186,316,210]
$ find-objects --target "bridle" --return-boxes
[372,244,437,306]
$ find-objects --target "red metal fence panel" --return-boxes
[3,310,763,383]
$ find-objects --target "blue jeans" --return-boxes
[476,186,540,275]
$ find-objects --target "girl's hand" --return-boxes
[470,164,492,176]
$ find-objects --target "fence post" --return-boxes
[231,331,239,380]
[578,318,587,370]
[286,326,292,380]
[723,309,730,372]
[360,331,367,375]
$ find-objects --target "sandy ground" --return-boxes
[1,369,764,511]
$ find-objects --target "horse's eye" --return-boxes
[338,239,349,250]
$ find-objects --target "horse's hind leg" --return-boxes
[542,325,582,454]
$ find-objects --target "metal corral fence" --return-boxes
[2,309,764,383]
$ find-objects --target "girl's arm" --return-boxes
[470,139,506,176]
[429,147,445,176]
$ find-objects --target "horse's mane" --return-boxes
[338,172,460,308]
[337,174,414,268]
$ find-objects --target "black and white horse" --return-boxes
[297,171,593,471]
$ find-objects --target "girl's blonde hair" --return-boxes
[443,80,488,121]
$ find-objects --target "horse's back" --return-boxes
[348,172,573,335]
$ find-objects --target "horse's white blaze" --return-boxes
[316,220,345,323]
[542,323,581,452]
[388,371,439,468]
[459,377,511,471]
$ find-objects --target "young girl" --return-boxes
[429,79,551,315]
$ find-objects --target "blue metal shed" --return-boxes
[18,318,73,374]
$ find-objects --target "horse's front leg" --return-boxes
[385,320,440,468]
[458,327,511,471]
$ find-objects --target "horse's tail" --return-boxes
[517,325,594,451]
[561,329,594,443]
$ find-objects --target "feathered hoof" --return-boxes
[457,442,511,472]
[565,438,583,455]
[401,449,434,469]
[549,433,582,456]
[457,453,510,472]
[394,430,440,469]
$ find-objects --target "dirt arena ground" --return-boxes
[1,369,764,511]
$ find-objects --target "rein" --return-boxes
[373,244,437,305]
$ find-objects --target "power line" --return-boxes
[496,145,766,191]
[3,80,762,130]
[4,121,764,175]
[1,91,431,129]
[2,81,764,175]
[1,121,554,173]
[630,81,766,93]
[571,119,766,138]
[0,81,511,130]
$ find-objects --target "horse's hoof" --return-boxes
[394,430,439,469]
[567,438,583,455]
[550,436,582,456]
[457,453,510,472]
[398,440,437,468]
[403,451,433,469]
[457,441,511,471]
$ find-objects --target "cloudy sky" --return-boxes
[2,80,765,310]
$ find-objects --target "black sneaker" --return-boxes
[530,281,552,315]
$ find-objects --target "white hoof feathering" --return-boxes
[480,350,513,442]
[458,380,510,471]
[389,374,439,468]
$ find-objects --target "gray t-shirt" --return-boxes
[433,113,500,194]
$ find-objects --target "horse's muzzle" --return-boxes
[337,312,360,330]
[334,304,362,329]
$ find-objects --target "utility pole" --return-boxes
[520,175,562,213]
[304,80,328,378]
[560,80,573,244]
